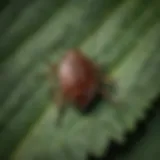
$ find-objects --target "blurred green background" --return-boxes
[0,0,159,160]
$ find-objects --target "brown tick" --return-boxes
[47,49,116,126]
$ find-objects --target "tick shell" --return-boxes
[58,49,99,109]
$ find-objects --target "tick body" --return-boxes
[48,49,115,126]
[58,50,99,109]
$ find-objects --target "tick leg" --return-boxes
[48,64,58,88]
[103,76,117,95]
[43,62,59,98]
[47,62,57,81]
[47,63,66,127]
[36,61,57,84]
[54,92,67,127]
[101,76,118,104]
[100,89,115,104]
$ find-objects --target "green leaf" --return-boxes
[0,0,159,160]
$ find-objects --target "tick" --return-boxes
[46,49,116,126]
